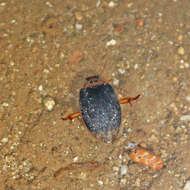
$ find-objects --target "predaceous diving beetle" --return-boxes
[62,75,140,143]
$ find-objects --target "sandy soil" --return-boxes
[0,0,190,189]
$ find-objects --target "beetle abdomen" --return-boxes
[79,83,121,143]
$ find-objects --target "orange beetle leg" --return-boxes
[119,94,140,105]
[61,112,81,121]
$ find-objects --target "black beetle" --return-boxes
[62,75,140,143]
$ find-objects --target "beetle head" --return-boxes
[84,75,105,88]
[86,75,99,83]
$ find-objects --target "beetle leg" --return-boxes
[61,112,81,121]
[119,94,140,105]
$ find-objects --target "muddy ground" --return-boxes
[0,0,190,189]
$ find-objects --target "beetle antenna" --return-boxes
[98,55,107,77]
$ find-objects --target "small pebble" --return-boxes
[98,180,103,186]
[113,78,119,86]
[178,35,183,41]
[137,19,144,27]
[43,97,55,111]
[75,23,82,30]
[118,68,125,74]
[46,1,53,7]
[108,1,116,7]
[60,52,65,59]
[158,12,163,17]
[180,115,190,121]
[186,96,190,102]
[10,60,14,66]
[2,102,9,107]
[178,47,185,55]
[0,2,6,6]
[135,178,141,187]
[73,156,78,162]
[148,134,159,143]
[11,19,16,24]
[120,165,127,175]
[113,166,119,172]
[106,39,116,46]
[134,64,138,69]
[43,69,50,74]
[38,85,43,91]
[184,63,189,68]
[96,0,101,7]
[120,178,127,185]
[1,137,8,143]
[127,142,137,149]
[127,3,133,8]
[183,181,190,190]
[168,41,174,45]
